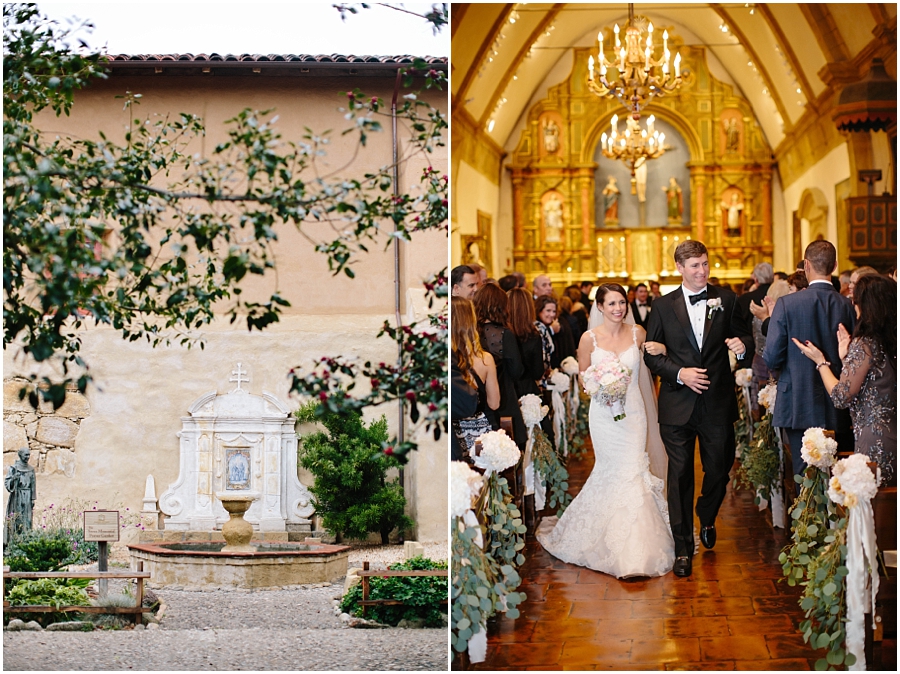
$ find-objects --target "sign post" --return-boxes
[83,511,119,598]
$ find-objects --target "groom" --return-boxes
[644,241,754,577]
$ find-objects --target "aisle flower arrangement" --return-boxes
[450,461,525,662]
[545,369,571,456]
[795,453,880,670]
[733,383,780,503]
[520,394,572,516]
[733,384,753,460]
[473,431,526,568]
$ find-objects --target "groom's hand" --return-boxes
[725,337,746,356]
[679,367,709,394]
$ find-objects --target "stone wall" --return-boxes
[3,379,91,477]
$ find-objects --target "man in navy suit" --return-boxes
[763,240,854,476]
[645,241,754,577]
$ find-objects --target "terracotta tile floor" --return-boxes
[467,448,822,670]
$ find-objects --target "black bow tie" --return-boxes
[637,303,647,307]
[689,290,708,305]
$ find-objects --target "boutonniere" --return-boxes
[707,297,723,320]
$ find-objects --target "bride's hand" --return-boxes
[643,340,667,356]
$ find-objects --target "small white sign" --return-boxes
[83,510,120,542]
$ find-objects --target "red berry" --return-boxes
[319,392,328,401]
[405,391,416,401]
[384,446,394,455]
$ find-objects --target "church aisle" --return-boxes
[472,449,821,670]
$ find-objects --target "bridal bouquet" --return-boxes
[800,427,838,470]
[581,355,632,421]
[473,430,520,475]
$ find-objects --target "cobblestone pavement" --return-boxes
[4,581,448,670]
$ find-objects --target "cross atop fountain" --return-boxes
[229,362,249,393]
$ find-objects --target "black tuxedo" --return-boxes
[644,285,754,557]
[630,300,652,330]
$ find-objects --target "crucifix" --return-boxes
[230,362,249,392]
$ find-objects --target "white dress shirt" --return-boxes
[681,284,707,350]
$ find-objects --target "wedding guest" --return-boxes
[469,263,487,288]
[649,280,662,300]
[579,280,594,307]
[748,280,791,409]
[763,241,856,475]
[508,288,545,397]
[774,271,789,282]
[532,274,553,299]
[535,294,576,371]
[450,362,478,461]
[839,269,853,297]
[451,265,478,300]
[451,297,500,458]
[474,283,528,451]
[630,283,652,330]
[737,262,773,335]
[498,274,518,292]
[512,271,526,288]
[563,286,588,343]
[787,270,808,292]
[848,266,878,303]
[792,274,896,486]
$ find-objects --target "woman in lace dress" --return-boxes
[537,284,675,578]
[793,274,896,486]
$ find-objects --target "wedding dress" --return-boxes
[536,325,675,578]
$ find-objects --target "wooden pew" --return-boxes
[867,484,897,670]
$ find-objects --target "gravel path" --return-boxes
[4,544,449,671]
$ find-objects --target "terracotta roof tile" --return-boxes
[105,53,446,65]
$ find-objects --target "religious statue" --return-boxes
[724,118,740,153]
[662,177,684,222]
[601,175,620,222]
[542,118,560,154]
[543,194,564,243]
[722,192,744,237]
[5,446,36,544]
[634,158,647,203]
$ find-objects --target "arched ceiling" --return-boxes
[452,3,897,154]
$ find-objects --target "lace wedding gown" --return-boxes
[536,328,675,578]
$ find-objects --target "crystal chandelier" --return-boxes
[601,113,669,189]
[587,4,683,119]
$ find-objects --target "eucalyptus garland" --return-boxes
[779,466,838,587]
[531,426,572,515]
[733,411,780,503]
[567,390,592,459]
[798,514,856,670]
[450,519,526,654]
[483,472,526,567]
[733,386,753,459]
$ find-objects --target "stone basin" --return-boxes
[128,540,350,590]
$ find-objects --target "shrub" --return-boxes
[4,577,91,627]
[3,527,96,572]
[297,402,414,543]
[340,556,447,627]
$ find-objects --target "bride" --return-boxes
[536,283,675,578]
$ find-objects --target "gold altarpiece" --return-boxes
[507,37,774,287]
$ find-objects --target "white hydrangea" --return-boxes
[800,427,838,469]
[545,369,570,392]
[828,453,878,508]
[560,356,579,375]
[519,393,548,429]
[472,430,520,474]
[450,461,484,519]
[758,383,777,411]
[735,368,753,387]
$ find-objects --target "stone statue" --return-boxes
[601,175,620,222]
[5,446,36,543]
[543,194,564,243]
[663,177,684,222]
[634,158,647,203]
[542,118,560,154]
[722,193,744,237]
[724,118,740,153]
